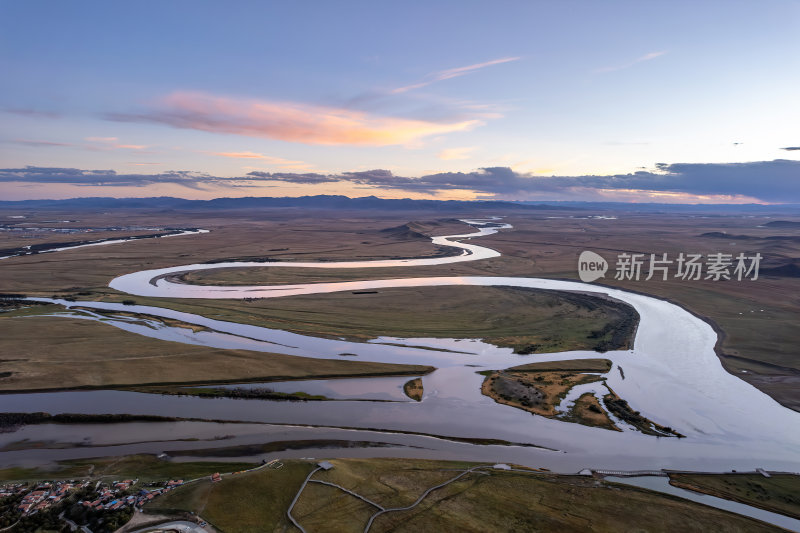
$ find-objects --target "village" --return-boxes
[0,475,193,531]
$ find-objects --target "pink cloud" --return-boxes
[437,147,476,160]
[85,137,148,150]
[110,91,482,146]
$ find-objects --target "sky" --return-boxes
[1,1,799,203]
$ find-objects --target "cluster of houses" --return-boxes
[0,483,26,498]
[80,479,139,512]
[0,476,191,519]
[79,478,185,511]
[14,480,88,515]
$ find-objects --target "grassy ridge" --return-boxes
[150,458,783,533]
[148,460,315,531]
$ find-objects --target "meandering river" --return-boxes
[3,218,800,477]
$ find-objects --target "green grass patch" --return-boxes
[148,460,315,532]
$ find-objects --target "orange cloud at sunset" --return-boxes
[212,151,313,170]
[115,91,482,147]
[437,147,476,160]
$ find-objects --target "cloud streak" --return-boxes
[392,57,521,94]
[211,151,312,170]
[2,108,61,119]
[594,51,667,73]
[10,139,75,148]
[437,147,476,160]
[244,171,338,185]
[107,91,482,146]
[6,137,148,151]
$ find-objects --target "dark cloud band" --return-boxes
[2,159,799,202]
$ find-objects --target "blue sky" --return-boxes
[1,1,799,202]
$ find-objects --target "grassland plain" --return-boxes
[148,458,784,533]
[0,211,471,294]
[84,286,636,353]
[147,459,315,532]
[669,473,800,520]
[0,314,433,391]
[1,208,798,409]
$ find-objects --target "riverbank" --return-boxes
[669,472,800,520]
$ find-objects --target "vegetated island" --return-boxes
[403,377,424,401]
[480,359,683,437]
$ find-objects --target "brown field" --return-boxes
[1,207,798,410]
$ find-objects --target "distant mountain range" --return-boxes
[0,195,566,211]
[1,195,799,213]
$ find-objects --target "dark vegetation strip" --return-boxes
[168,440,404,458]
[0,368,434,395]
[0,229,201,258]
[602,390,685,438]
